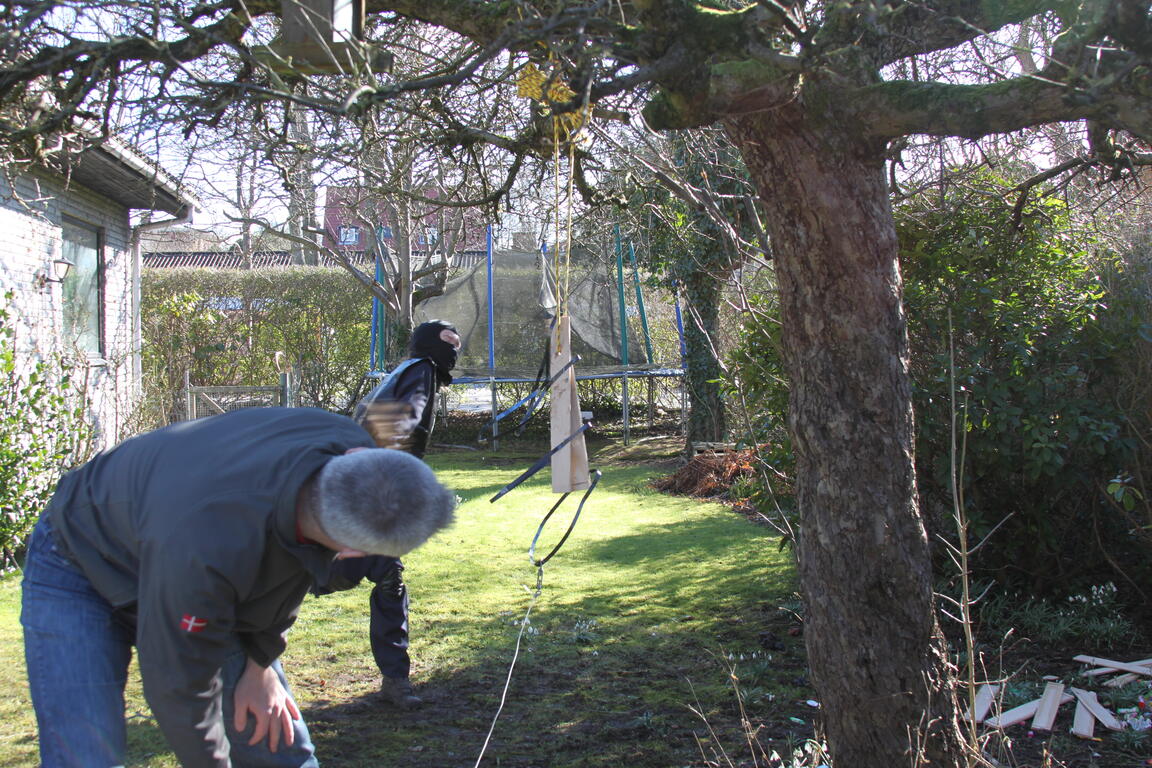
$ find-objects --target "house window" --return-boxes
[337,225,361,246]
[61,218,103,357]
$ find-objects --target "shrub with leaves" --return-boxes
[725,173,1151,594]
[898,175,1146,592]
[141,268,373,424]
[0,292,93,571]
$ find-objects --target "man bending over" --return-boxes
[21,406,456,768]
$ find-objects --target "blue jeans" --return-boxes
[21,517,319,767]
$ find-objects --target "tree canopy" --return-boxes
[4,2,1151,766]
[3,3,1150,164]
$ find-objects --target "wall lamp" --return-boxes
[36,255,74,287]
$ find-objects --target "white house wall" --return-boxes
[0,169,139,449]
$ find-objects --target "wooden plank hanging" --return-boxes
[550,316,590,493]
[252,0,392,74]
[283,0,341,45]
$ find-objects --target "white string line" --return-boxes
[473,568,545,768]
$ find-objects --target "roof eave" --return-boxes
[65,135,197,217]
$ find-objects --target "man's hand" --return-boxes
[360,399,420,450]
[234,657,299,752]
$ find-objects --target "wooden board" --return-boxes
[691,441,737,454]
[1031,682,1066,731]
[985,693,1074,729]
[984,699,1041,729]
[1104,672,1140,688]
[964,684,998,724]
[1068,688,1124,731]
[1074,655,1152,677]
[1082,656,1152,676]
[1071,699,1095,739]
[550,316,590,493]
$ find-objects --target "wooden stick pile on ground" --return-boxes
[966,655,1151,739]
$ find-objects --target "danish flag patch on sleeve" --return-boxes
[180,614,208,633]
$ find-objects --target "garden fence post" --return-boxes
[184,370,193,421]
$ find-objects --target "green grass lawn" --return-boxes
[0,451,809,767]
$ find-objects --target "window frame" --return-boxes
[337,224,362,246]
[60,215,106,359]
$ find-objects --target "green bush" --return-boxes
[725,293,791,467]
[899,177,1147,591]
[724,174,1152,594]
[141,268,374,424]
[0,292,93,570]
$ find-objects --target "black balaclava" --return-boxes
[409,320,458,385]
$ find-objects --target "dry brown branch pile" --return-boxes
[651,449,758,499]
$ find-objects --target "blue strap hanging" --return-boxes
[527,470,602,567]
[489,423,591,503]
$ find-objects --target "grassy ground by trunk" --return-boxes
[0,449,816,767]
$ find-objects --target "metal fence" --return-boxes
[184,372,295,420]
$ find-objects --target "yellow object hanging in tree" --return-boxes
[516,62,589,139]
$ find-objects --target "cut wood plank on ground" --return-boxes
[1072,698,1096,739]
[1031,682,1066,732]
[1068,688,1125,732]
[1083,657,1152,677]
[1073,655,1152,677]
[1104,672,1141,688]
[985,694,1071,729]
[964,684,998,724]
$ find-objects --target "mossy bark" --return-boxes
[724,108,963,767]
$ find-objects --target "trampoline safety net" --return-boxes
[385,247,679,381]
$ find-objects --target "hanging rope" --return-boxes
[474,61,600,768]
[472,567,545,768]
[475,468,601,767]
[515,59,588,330]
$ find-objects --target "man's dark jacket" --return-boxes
[45,407,373,767]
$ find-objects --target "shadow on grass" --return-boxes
[582,514,780,565]
[298,653,757,768]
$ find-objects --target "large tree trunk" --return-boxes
[682,265,726,446]
[725,114,961,766]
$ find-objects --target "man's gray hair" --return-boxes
[316,449,456,556]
